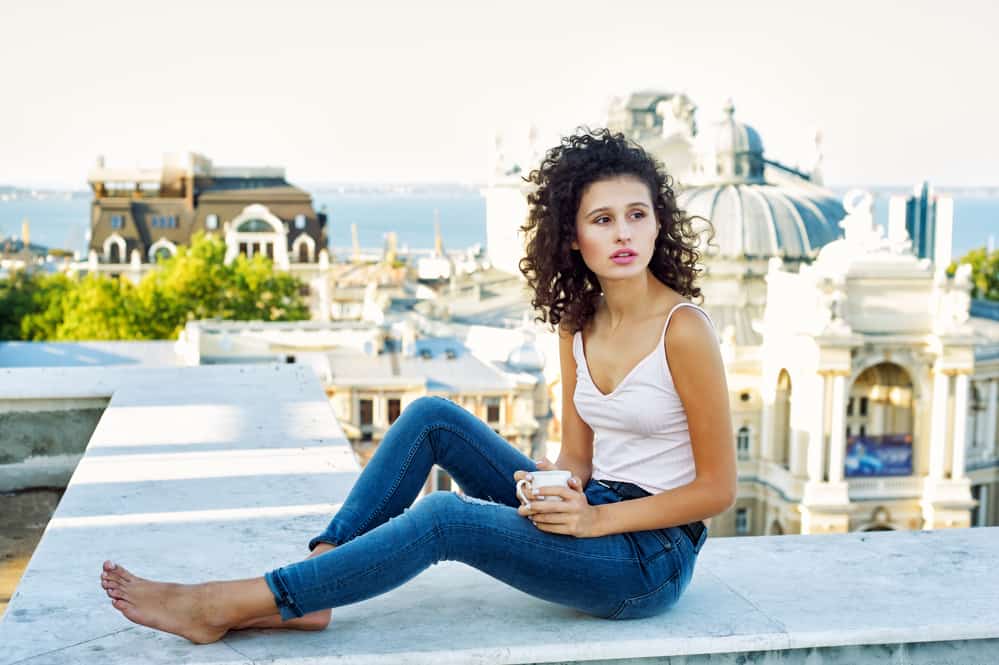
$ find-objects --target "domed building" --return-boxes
[679,101,844,261]
[482,90,999,537]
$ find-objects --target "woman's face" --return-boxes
[571,175,659,281]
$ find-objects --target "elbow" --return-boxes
[719,484,737,514]
[708,479,737,516]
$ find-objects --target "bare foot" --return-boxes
[232,543,335,632]
[100,560,229,644]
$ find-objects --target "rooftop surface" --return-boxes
[0,364,997,664]
[0,341,184,369]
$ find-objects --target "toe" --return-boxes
[115,565,136,582]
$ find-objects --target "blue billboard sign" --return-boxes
[844,434,913,477]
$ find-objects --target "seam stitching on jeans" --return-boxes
[610,570,680,619]
[432,421,519,501]
[346,422,433,540]
[294,528,440,602]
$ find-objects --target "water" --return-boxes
[872,196,998,260]
[0,193,487,257]
[1,191,996,260]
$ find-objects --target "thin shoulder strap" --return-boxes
[658,303,712,344]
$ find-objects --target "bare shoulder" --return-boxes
[664,303,719,360]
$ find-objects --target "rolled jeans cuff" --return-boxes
[264,569,305,620]
[308,532,340,552]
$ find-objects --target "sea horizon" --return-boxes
[1,186,996,260]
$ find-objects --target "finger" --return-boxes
[533,521,573,535]
[533,486,577,501]
[534,458,554,469]
[531,511,571,524]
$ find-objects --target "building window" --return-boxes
[847,397,854,416]
[736,507,750,535]
[295,214,307,230]
[859,397,869,417]
[736,426,750,460]
[387,398,401,425]
[359,399,373,426]
[206,214,219,230]
[111,214,123,229]
[485,397,501,425]
[972,484,988,527]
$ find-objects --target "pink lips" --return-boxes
[610,249,637,265]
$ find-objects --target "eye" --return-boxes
[593,215,610,225]
[630,210,647,220]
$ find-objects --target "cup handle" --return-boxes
[516,478,532,505]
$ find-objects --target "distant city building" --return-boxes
[176,316,552,482]
[888,181,954,264]
[86,152,327,269]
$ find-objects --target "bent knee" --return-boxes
[402,396,459,422]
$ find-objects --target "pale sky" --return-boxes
[2,0,996,188]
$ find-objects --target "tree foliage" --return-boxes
[0,234,309,341]
[951,247,999,301]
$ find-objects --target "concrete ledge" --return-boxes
[1,364,998,664]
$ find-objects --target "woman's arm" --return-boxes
[552,325,594,485]
[588,307,736,535]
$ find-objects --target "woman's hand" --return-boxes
[513,460,600,538]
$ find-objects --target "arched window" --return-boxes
[237,219,275,233]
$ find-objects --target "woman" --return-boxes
[99,128,735,643]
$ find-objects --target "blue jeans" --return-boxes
[264,396,706,621]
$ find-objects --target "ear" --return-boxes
[570,239,579,251]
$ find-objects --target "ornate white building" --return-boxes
[483,90,999,536]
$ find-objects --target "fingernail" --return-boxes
[525,502,531,510]
[525,473,533,481]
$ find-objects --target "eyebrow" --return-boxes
[584,202,651,218]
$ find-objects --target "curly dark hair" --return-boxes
[518,128,709,334]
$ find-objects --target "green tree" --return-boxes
[2,233,310,341]
[52,273,139,340]
[0,271,40,340]
[951,248,999,301]
[20,272,75,340]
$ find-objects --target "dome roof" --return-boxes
[678,183,845,259]
[715,99,764,159]
[507,341,545,373]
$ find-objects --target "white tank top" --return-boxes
[572,303,713,495]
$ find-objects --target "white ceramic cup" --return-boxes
[517,470,572,504]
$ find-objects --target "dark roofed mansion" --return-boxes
[87,152,327,269]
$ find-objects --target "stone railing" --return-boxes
[847,475,924,500]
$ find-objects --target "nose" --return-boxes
[614,218,631,242]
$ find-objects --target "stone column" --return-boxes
[952,372,970,479]
[928,370,950,480]
[870,402,885,437]
[987,379,999,457]
[828,373,847,483]
[807,374,828,483]
[760,397,774,462]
